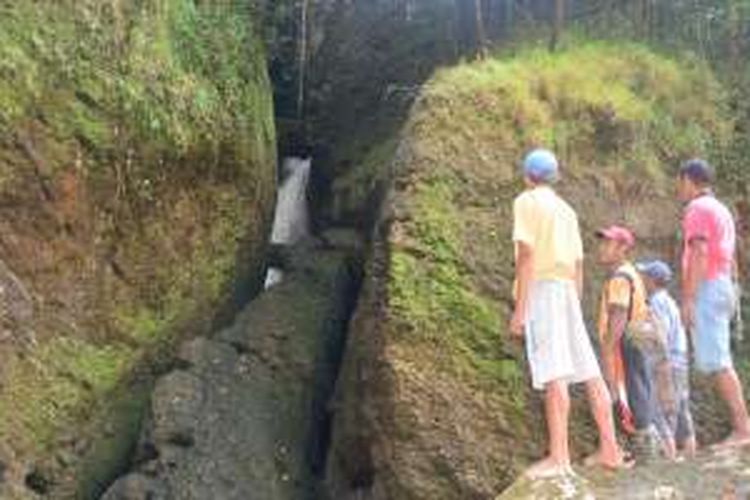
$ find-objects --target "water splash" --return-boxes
[264,157,311,289]
[264,268,284,289]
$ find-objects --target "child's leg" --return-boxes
[662,437,678,460]
[653,410,677,460]
[623,339,663,461]
[674,368,697,457]
[681,434,697,457]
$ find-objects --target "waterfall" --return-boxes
[264,157,312,289]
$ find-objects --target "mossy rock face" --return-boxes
[326,43,738,499]
[0,1,276,497]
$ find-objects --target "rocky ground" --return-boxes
[499,447,750,499]
[102,233,362,500]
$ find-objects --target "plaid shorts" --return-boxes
[671,368,695,443]
[654,367,694,444]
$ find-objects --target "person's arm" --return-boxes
[573,219,584,299]
[510,241,533,338]
[602,305,628,399]
[509,195,534,338]
[600,275,631,400]
[681,206,710,329]
[682,238,708,329]
[575,259,584,299]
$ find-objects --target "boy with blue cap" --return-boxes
[510,149,625,478]
[637,260,696,459]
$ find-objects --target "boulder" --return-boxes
[105,247,359,499]
[325,44,740,499]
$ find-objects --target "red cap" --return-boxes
[596,225,636,248]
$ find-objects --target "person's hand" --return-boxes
[509,309,525,341]
[614,399,636,436]
[681,301,696,331]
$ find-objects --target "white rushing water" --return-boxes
[264,157,312,289]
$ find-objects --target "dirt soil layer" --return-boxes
[102,237,361,500]
[325,43,745,499]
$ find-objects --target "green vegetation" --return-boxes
[1,339,133,451]
[0,1,273,164]
[389,175,523,395]
[0,1,276,494]
[416,43,730,183]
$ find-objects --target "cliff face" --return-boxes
[0,1,276,496]
[326,44,738,499]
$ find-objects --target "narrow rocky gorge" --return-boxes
[101,150,365,499]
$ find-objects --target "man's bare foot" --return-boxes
[583,450,634,471]
[681,437,698,458]
[524,457,573,480]
[661,438,678,461]
[711,431,750,451]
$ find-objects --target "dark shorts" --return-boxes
[622,335,657,430]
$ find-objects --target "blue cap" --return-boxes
[679,158,714,184]
[636,260,673,284]
[523,149,559,183]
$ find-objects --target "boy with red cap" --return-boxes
[510,149,625,478]
[596,225,661,460]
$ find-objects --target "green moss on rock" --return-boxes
[0,1,276,496]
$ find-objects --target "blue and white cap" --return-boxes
[636,260,673,284]
[523,149,559,183]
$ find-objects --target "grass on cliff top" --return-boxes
[387,42,732,436]
[0,0,274,175]
[410,42,730,184]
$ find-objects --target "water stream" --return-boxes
[264,157,312,289]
